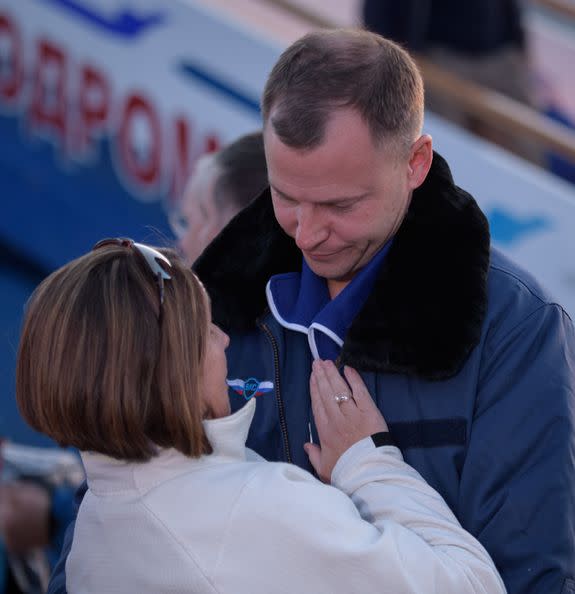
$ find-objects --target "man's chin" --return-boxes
[304,257,355,283]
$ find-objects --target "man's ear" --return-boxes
[407,134,433,191]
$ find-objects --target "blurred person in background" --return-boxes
[0,465,79,594]
[17,239,505,594]
[170,131,268,264]
[363,0,539,160]
[363,0,530,103]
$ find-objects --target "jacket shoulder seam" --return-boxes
[213,464,265,572]
[490,263,572,321]
[138,498,222,593]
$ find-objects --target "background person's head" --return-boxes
[16,241,230,462]
[172,131,268,264]
[261,29,432,297]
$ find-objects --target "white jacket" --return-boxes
[67,398,505,594]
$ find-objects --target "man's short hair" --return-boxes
[17,245,212,461]
[212,132,268,211]
[262,29,424,153]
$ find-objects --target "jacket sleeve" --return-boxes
[215,440,505,594]
[459,303,575,594]
[46,481,87,594]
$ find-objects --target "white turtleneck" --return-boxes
[67,397,504,594]
[80,397,258,497]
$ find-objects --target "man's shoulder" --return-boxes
[488,248,566,309]
[485,247,573,330]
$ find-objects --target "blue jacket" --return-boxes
[48,153,575,594]
[195,153,575,594]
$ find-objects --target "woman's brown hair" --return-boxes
[16,243,212,461]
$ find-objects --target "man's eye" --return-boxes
[330,202,354,212]
[273,191,295,205]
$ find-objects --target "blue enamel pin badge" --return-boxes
[227,377,273,400]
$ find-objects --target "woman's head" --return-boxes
[16,240,229,462]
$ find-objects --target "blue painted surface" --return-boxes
[1,113,174,446]
[487,206,552,246]
[0,269,51,447]
[545,107,575,185]
[38,0,166,38]
[178,61,261,115]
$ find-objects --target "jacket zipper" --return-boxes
[258,319,292,463]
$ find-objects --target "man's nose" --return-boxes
[295,204,326,250]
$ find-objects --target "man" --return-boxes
[169,131,267,264]
[195,30,575,594]
[48,30,575,594]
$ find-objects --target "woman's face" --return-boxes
[201,322,231,419]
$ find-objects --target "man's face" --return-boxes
[265,108,420,297]
[173,156,233,265]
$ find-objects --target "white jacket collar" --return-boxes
[202,396,256,458]
[81,398,256,495]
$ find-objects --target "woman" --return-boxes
[16,239,505,593]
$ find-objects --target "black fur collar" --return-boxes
[194,152,490,380]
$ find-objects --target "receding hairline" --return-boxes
[264,106,418,160]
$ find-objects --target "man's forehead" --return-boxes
[270,181,369,205]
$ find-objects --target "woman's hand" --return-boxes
[304,359,388,483]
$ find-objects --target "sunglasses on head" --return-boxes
[92,238,173,311]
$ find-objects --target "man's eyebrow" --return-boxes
[270,184,296,201]
[270,184,368,205]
